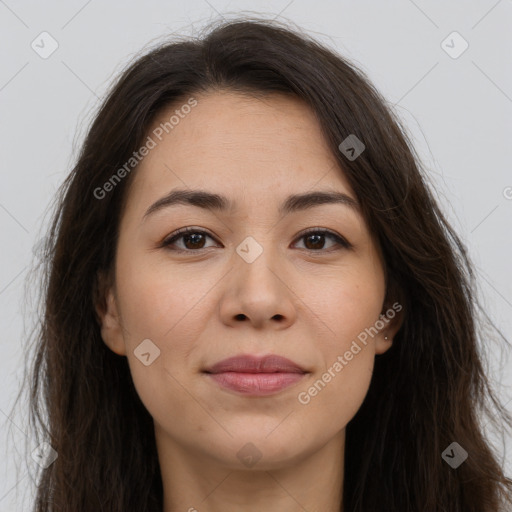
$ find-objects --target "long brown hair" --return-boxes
[10,16,512,511]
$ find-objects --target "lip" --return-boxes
[204,354,306,374]
[203,354,308,396]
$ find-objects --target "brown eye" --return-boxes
[162,228,218,252]
[293,229,352,251]
[181,232,207,250]
[304,233,326,250]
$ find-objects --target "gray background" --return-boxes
[1,0,511,509]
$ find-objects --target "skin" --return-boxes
[97,90,403,512]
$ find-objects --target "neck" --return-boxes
[156,425,345,512]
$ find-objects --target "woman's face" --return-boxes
[98,90,398,470]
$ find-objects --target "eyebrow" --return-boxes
[142,188,360,221]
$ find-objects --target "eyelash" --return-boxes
[161,227,352,253]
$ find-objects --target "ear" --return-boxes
[94,270,126,356]
[375,279,405,355]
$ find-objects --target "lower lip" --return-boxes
[206,372,305,396]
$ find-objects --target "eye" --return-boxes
[161,227,352,253]
[161,227,218,252]
[292,228,352,252]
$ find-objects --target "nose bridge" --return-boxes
[219,232,296,328]
[234,233,282,293]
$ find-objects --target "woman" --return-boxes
[15,16,512,511]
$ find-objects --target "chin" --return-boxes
[202,429,311,470]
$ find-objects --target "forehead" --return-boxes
[124,90,356,218]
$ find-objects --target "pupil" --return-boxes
[307,234,324,249]
[185,233,204,249]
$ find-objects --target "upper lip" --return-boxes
[203,354,307,374]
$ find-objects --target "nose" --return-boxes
[218,244,297,330]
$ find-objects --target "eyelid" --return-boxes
[161,226,217,247]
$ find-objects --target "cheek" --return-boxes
[115,252,216,342]
[304,263,385,347]
[296,263,383,421]
[297,346,374,437]
[112,254,210,396]
[296,285,378,431]
[114,258,214,436]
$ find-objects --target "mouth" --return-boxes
[202,354,308,396]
